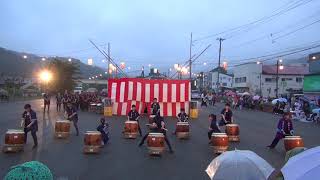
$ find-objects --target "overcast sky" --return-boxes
[1,0,320,76]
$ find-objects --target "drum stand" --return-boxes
[2,144,24,153]
[228,136,240,142]
[148,147,165,155]
[176,132,189,139]
[124,132,138,139]
[83,145,101,154]
[55,131,70,139]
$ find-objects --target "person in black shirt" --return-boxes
[127,105,142,136]
[22,104,38,148]
[151,98,160,116]
[208,114,221,143]
[65,102,79,136]
[220,103,233,125]
[173,108,189,135]
[139,114,174,153]
[97,117,109,145]
[177,108,189,122]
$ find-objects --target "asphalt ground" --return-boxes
[0,99,319,180]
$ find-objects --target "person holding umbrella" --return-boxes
[267,112,294,149]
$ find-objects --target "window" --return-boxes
[235,77,246,83]
[296,77,303,83]
[282,78,292,81]
[222,83,227,86]
[265,78,276,82]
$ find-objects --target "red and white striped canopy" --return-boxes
[108,78,191,116]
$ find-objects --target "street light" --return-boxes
[203,62,207,66]
[39,70,52,83]
[41,57,46,61]
[68,58,72,62]
[276,59,284,98]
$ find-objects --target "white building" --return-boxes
[232,62,309,97]
[206,67,233,90]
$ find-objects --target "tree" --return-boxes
[47,59,80,93]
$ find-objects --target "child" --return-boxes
[177,108,189,122]
[208,114,221,144]
[97,117,109,146]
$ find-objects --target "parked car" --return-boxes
[191,90,201,99]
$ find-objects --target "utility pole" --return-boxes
[276,60,279,98]
[107,42,111,78]
[216,38,225,92]
[189,33,193,80]
[141,66,145,78]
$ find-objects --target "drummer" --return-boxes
[267,112,294,149]
[208,114,221,144]
[127,105,142,136]
[151,98,160,116]
[177,108,189,122]
[96,117,109,145]
[139,114,174,153]
[65,102,79,136]
[220,103,233,126]
[22,104,38,148]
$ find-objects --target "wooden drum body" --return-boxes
[147,133,165,155]
[3,129,25,153]
[124,121,138,139]
[55,120,71,138]
[211,133,229,154]
[176,122,190,139]
[83,131,102,154]
[284,136,304,151]
[225,124,240,142]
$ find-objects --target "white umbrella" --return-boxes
[272,98,287,104]
[242,92,250,96]
[86,88,98,93]
[206,150,274,180]
[253,95,260,100]
[281,146,320,180]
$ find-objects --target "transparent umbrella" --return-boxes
[281,146,320,180]
[206,150,274,180]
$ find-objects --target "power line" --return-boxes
[194,0,315,42]
[272,19,320,41]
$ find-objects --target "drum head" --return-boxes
[56,120,70,123]
[226,124,238,127]
[149,133,164,137]
[177,122,189,125]
[126,121,138,124]
[86,131,101,135]
[7,129,24,134]
[212,133,228,137]
[285,136,301,139]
